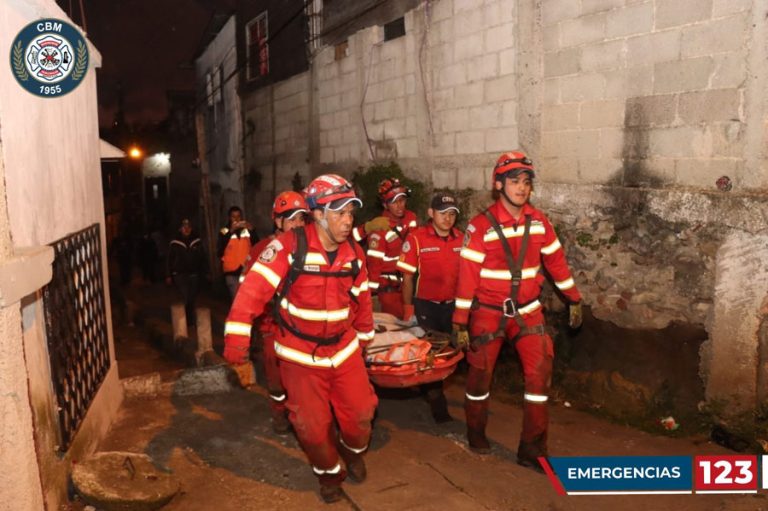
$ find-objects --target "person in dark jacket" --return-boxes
[167,219,206,327]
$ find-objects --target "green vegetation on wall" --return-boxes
[352,162,429,223]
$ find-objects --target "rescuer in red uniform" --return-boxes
[223,175,378,503]
[452,152,583,470]
[365,178,418,318]
[237,190,308,434]
[397,192,463,423]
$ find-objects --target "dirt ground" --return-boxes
[82,376,767,511]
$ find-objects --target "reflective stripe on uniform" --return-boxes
[356,329,375,342]
[287,252,327,266]
[353,228,364,242]
[225,321,251,337]
[385,231,399,242]
[524,392,548,403]
[350,280,370,296]
[479,266,540,281]
[369,281,380,290]
[483,224,546,242]
[280,299,349,322]
[382,274,400,281]
[313,463,342,475]
[455,297,473,310]
[541,239,562,255]
[396,260,417,274]
[250,262,281,288]
[339,436,367,454]
[555,276,575,291]
[383,255,400,262]
[269,393,287,402]
[367,249,385,260]
[460,247,486,264]
[466,392,490,401]
[274,338,360,368]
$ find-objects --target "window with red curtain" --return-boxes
[246,12,269,81]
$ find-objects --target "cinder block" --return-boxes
[599,128,625,158]
[483,1,513,27]
[649,126,713,158]
[454,0,484,13]
[681,14,748,58]
[342,126,359,145]
[374,100,396,121]
[580,39,625,72]
[454,82,485,107]
[606,2,653,38]
[320,113,335,131]
[320,147,334,163]
[454,33,485,61]
[456,131,486,153]
[538,156,575,181]
[485,127,520,152]
[454,8,484,37]
[501,102,517,125]
[712,0,751,16]
[383,118,407,139]
[675,157,744,187]
[457,166,487,190]
[625,94,677,127]
[433,168,457,188]
[544,48,581,78]
[434,19,455,45]
[678,89,741,124]
[397,137,419,158]
[544,77,561,103]
[438,63,468,89]
[431,42,454,68]
[432,88,455,111]
[626,30,681,67]
[581,99,625,128]
[560,14,606,48]
[543,103,580,131]
[653,57,714,94]
[578,157,624,182]
[604,66,654,99]
[655,0,713,29]
[543,0,581,26]
[468,53,500,80]
[432,0,454,21]
[498,48,516,76]
[439,108,470,132]
[485,24,515,53]
[543,25,560,52]
[434,133,456,155]
[560,73,606,102]
[469,104,503,129]
[711,53,747,89]
[542,129,601,159]
[711,121,745,157]
[484,75,517,103]
[382,77,406,99]
[581,0,625,16]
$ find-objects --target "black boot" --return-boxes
[517,434,547,474]
[271,410,291,435]
[338,439,367,483]
[426,388,453,423]
[465,396,491,454]
[319,484,345,503]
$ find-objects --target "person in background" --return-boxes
[238,191,309,434]
[167,219,206,327]
[218,206,257,300]
[397,192,463,423]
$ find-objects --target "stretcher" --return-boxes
[364,313,464,388]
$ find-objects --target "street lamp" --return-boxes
[128,146,143,159]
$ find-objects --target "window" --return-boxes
[247,12,269,81]
[384,17,405,41]
[334,40,349,61]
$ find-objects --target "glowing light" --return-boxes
[128,146,143,159]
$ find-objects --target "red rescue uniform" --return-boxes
[397,224,463,303]
[224,223,377,486]
[366,209,418,318]
[453,201,581,453]
[240,236,286,421]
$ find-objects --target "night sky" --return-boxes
[75,0,235,128]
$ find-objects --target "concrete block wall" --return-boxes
[540,0,766,190]
[241,72,311,234]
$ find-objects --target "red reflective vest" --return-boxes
[452,201,581,326]
[397,224,463,302]
[365,210,418,292]
[224,223,375,368]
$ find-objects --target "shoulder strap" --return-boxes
[272,229,307,326]
[482,209,531,305]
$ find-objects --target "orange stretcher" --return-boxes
[364,314,464,388]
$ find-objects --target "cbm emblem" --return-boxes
[10,19,89,98]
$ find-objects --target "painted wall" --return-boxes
[0,1,123,508]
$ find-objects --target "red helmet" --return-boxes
[304,174,362,210]
[492,151,536,185]
[272,191,308,220]
[377,177,411,203]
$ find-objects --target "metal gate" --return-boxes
[42,224,110,452]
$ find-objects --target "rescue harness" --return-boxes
[471,210,545,346]
[272,228,360,346]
